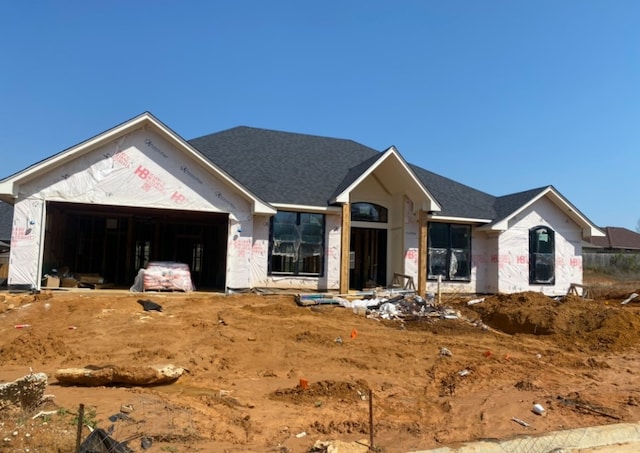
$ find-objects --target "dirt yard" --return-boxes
[1,272,640,453]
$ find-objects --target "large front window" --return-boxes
[529,226,555,284]
[428,223,471,281]
[269,211,325,275]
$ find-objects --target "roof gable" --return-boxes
[330,146,441,212]
[0,113,275,215]
[481,186,604,238]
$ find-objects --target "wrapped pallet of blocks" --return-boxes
[130,261,194,292]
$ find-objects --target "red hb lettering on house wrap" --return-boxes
[134,165,165,193]
[134,165,150,179]
[517,255,528,264]
[112,151,130,168]
[171,192,187,204]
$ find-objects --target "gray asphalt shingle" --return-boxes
[190,126,545,222]
[190,126,382,207]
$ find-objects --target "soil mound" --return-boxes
[466,291,640,352]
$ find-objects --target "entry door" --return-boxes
[349,227,387,290]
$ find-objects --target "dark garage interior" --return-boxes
[43,202,228,290]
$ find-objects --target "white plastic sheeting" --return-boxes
[402,197,420,285]
[8,198,44,289]
[226,215,254,290]
[130,261,194,292]
[19,129,250,215]
[428,231,490,295]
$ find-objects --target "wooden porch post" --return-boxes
[340,203,351,295]
[418,210,428,297]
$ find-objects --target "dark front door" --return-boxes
[350,227,387,290]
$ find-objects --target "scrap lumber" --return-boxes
[295,293,343,306]
[567,283,591,299]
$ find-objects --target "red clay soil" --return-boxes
[1,274,640,452]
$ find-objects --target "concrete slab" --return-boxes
[408,422,640,453]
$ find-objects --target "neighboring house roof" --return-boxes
[0,201,12,243]
[589,227,640,251]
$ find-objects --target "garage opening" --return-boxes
[43,202,228,290]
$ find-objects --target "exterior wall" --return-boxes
[484,233,500,293]
[226,214,254,290]
[8,198,45,288]
[497,197,582,295]
[471,231,490,293]
[8,128,253,290]
[402,197,419,284]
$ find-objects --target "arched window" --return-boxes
[351,203,388,223]
[529,226,555,284]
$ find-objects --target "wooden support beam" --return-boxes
[339,203,351,295]
[417,210,428,297]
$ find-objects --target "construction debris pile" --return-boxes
[296,290,465,322]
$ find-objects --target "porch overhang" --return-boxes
[330,146,441,213]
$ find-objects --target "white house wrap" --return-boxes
[0,112,602,295]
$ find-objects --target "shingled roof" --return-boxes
[589,227,640,251]
[190,126,550,222]
[190,126,382,207]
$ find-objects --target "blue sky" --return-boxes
[1,1,639,230]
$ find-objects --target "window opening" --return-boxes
[529,226,555,284]
[135,240,151,270]
[351,203,388,223]
[192,243,203,272]
[270,211,325,275]
[428,223,471,281]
